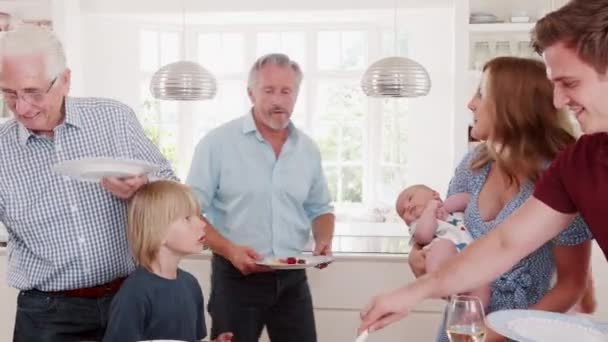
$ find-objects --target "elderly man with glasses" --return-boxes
[0,25,176,341]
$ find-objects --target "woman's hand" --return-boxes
[408,243,427,278]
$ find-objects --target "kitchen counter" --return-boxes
[0,246,409,261]
[0,244,436,342]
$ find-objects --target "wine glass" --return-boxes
[445,295,486,342]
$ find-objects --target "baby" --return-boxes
[396,184,490,308]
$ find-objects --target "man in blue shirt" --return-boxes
[187,53,335,342]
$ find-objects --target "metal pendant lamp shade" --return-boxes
[361,56,431,98]
[150,61,217,101]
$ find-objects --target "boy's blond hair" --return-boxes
[127,180,201,268]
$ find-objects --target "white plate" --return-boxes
[52,157,159,183]
[256,255,334,270]
[486,309,607,342]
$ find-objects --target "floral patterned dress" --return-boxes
[435,150,592,342]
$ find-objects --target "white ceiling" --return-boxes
[81,0,454,14]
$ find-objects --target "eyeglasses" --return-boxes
[1,77,58,106]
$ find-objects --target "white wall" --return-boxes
[80,15,141,110]
[51,0,85,96]
[402,8,455,196]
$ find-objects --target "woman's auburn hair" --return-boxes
[470,56,577,185]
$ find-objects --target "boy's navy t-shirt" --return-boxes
[103,267,206,342]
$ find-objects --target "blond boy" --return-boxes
[104,181,233,342]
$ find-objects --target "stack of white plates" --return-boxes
[470,12,503,24]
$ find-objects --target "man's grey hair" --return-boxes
[0,24,67,80]
[247,53,303,90]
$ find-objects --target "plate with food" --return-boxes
[256,255,334,270]
[486,309,607,342]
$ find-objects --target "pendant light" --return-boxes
[150,0,217,101]
[361,0,431,98]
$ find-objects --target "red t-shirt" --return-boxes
[534,133,608,260]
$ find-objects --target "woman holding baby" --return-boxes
[408,57,593,342]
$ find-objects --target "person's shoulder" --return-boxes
[177,268,200,285]
[69,97,134,114]
[200,115,245,144]
[556,133,607,165]
[460,146,483,165]
[292,126,322,154]
[68,97,137,126]
[572,133,606,153]
[0,119,18,140]
[177,268,203,294]
[114,267,153,299]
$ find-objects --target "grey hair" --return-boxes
[0,24,67,80]
[247,53,303,90]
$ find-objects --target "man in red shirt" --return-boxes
[358,0,608,333]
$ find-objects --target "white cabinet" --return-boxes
[453,0,573,157]
[1,245,608,341]
[0,252,444,341]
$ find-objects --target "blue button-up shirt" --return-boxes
[186,112,333,257]
[0,97,176,291]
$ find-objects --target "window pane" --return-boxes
[219,80,248,118]
[198,33,222,73]
[314,80,365,205]
[381,30,409,57]
[378,98,408,205]
[342,31,366,70]
[315,81,365,122]
[315,123,339,162]
[158,123,178,167]
[160,101,178,125]
[291,81,306,129]
[342,124,363,162]
[341,166,363,203]
[199,33,245,73]
[193,79,247,142]
[140,30,159,72]
[257,32,281,57]
[317,31,340,70]
[221,33,245,72]
[378,166,407,205]
[323,166,339,202]
[280,32,306,66]
[257,31,306,66]
[381,99,408,165]
[160,32,180,66]
[138,79,178,166]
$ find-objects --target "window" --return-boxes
[138,25,407,215]
[139,29,182,166]
[135,9,453,230]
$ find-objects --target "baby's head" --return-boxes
[127,180,207,269]
[395,184,441,225]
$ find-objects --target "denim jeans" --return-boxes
[13,289,114,342]
[209,255,317,342]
